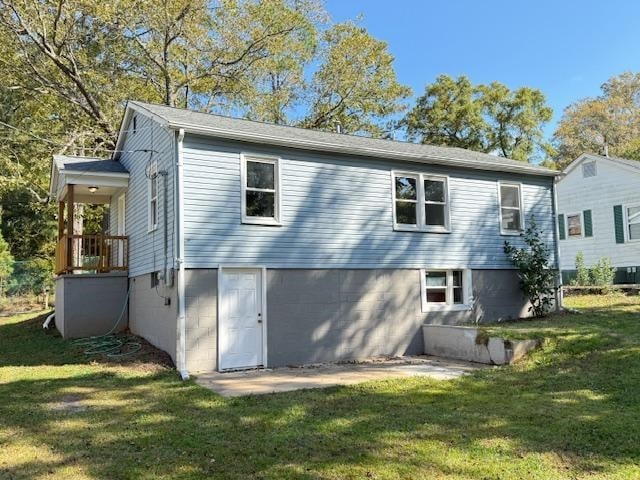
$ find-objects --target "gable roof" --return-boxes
[115,101,558,178]
[49,155,129,200]
[562,153,640,177]
[53,155,129,174]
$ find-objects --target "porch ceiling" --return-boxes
[50,155,129,203]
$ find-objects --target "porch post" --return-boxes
[66,184,74,271]
[57,201,65,239]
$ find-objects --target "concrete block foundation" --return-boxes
[54,273,128,338]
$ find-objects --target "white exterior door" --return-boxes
[219,268,264,370]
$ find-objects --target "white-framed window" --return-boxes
[392,171,450,232]
[147,159,158,232]
[566,213,582,238]
[420,269,472,311]
[241,153,281,225]
[498,182,523,235]
[625,204,640,241]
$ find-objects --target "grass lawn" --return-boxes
[1,294,640,479]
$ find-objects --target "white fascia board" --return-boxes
[63,172,130,188]
[49,159,58,201]
[113,102,171,158]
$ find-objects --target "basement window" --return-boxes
[420,269,472,311]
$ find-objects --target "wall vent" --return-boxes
[582,161,597,178]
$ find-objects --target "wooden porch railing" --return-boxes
[55,234,128,275]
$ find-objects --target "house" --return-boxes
[49,101,560,376]
[555,153,640,284]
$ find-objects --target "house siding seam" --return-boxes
[115,114,176,277]
[181,135,557,270]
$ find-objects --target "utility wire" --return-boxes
[0,119,167,154]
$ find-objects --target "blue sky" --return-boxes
[325,0,640,138]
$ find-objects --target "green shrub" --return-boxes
[590,257,616,291]
[504,217,556,317]
[574,252,590,286]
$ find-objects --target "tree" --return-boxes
[403,75,488,151]
[403,75,552,162]
[0,2,411,264]
[479,82,552,161]
[236,0,323,124]
[504,217,557,317]
[302,22,411,136]
[0,230,14,293]
[554,72,640,167]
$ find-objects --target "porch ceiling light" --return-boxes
[88,186,99,193]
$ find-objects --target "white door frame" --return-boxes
[116,193,126,265]
[217,265,268,371]
[117,193,126,235]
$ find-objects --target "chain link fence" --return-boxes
[0,259,54,314]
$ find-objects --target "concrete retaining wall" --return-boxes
[55,273,128,338]
[422,325,539,365]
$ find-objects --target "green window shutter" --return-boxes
[614,205,625,244]
[558,214,566,240]
[583,210,593,237]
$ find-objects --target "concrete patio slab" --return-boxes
[195,356,484,397]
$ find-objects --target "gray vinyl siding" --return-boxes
[182,135,557,269]
[117,114,176,277]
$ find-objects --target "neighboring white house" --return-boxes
[556,153,640,284]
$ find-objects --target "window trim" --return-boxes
[498,181,524,235]
[624,202,640,243]
[391,171,451,233]
[147,159,158,233]
[566,212,584,239]
[240,153,282,226]
[420,268,473,312]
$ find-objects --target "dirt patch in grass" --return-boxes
[7,311,174,373]
[84,333,174,372]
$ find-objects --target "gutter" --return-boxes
[175,128,189,380]
[552,178,563,311]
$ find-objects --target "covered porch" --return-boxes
[51,155,130,275]
[50,155,131,338]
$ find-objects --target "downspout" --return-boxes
[552,177,563,311]
[176,128,189,380]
